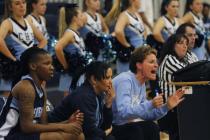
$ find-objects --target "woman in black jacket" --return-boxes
[48,61,115,140]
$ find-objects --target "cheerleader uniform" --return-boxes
[161,16,179,41]
[80,12,102,38]
[0,75,44,140]
[58,29,85,92]
[116,11,145,74]
[0,17,34,92]
[79,12,106,61]
[28,15,49,50]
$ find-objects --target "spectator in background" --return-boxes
[112,45,185,140]
[48,61,115,140]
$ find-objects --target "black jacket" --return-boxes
[48,82,113,139]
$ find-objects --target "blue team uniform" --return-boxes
[0,75,44,140]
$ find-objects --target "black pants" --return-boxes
[86,135,115,140]
[112,121,160,140]
[158,109,179,140]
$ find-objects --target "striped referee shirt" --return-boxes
[158,54,186,100]
[158,52,198,100]
[186,51,199,64]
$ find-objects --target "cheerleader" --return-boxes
[0,0,47,98]
[114,0,146,74]
[26,0,49,50]
[153,0,181,44]
[55,5,86,96]
[80,0,109,60]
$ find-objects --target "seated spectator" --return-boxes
[0,47,84,140]
[48,61,115,140]
[112,45,185,140]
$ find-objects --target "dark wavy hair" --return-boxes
[159,34,189,64]
[160,0,179,15]
[85,61,111,82]
[176,23,195,34]
[121,0,131,11]
[26,0,39,14]
[184,0,195,13]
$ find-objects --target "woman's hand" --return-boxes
[167,88,185,110]
[152,93,164,108]
[105,126,112,136]
[104,84,115,108]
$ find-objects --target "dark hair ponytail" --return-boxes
[27,0,39,15]
[160,0,178,15]
[184,0,194,14]
[58,3,78,38]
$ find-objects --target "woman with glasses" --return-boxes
[158,34,191,140]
